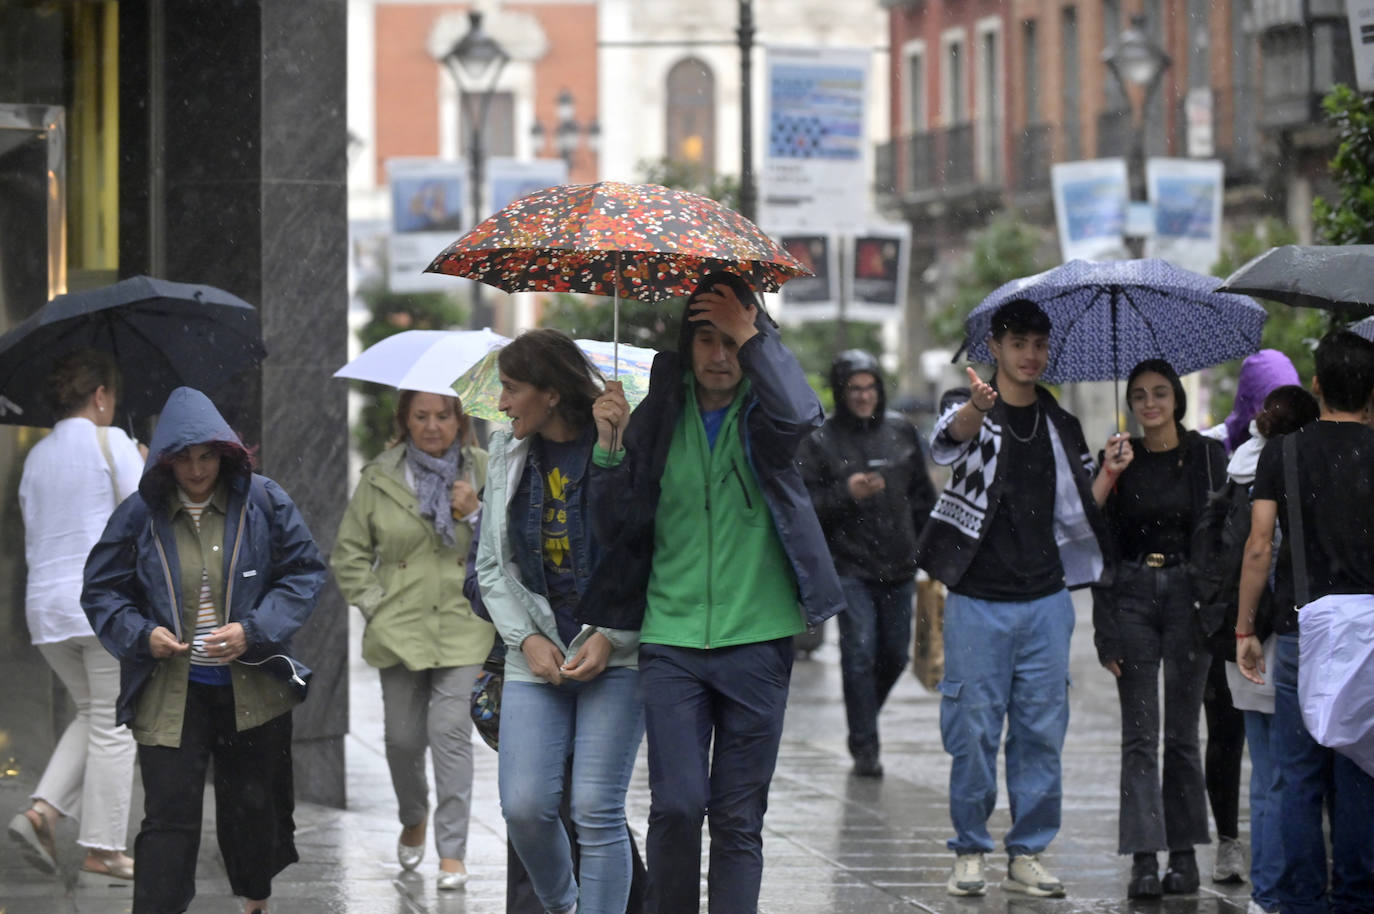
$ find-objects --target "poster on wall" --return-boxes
[1146,158,1224,274]
[845,224,910,324]
[1050,159,1129,263]
[759,45,870,233]
[387,158,467,293]
[775,233,839,321]
[486,157,568,218]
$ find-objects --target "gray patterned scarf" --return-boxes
[405,439,462,547]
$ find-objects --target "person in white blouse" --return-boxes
[8,349,143,883]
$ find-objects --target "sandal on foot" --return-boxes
[82,853,135,880]
[8,809,57,874]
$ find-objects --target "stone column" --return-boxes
[121,0,350,806]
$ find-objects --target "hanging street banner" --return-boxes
[1347,0,1374,92]
[759,45,870,233]
[387,157,467,293]
[1050,159,1129,263]
[774,233,840,321]
[845,224,911,323]
[486,157,568,218]
[1146,157,1224,274]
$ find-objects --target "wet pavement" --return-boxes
[1,593,1256,912]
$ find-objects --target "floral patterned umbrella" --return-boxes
[424,181,810,302]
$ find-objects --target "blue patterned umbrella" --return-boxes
[961,258,1267,384]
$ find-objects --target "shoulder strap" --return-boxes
[95,426,122,506]
[1282,433,1309,609]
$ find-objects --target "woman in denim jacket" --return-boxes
[475,330,642,914]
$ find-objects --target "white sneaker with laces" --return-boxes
[1003,854,1066,898]
[946,853,987,896]
[1213,836,1248,883]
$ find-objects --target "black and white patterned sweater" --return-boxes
[915,385,1115,592]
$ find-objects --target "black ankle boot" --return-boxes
[1162,850,1200,894]
[1128,852,1161,898]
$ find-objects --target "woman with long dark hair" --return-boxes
[82,387,326,914]
[1092,359,1226,899]
[332,389,493,888]
[475,329,643,914]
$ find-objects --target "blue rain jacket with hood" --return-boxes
[81,387,327,736]
[579,271,845,632]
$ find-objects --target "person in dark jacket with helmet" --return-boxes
[797,350,936,777]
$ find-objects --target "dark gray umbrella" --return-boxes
[1217,244,1374,317]
[0,275,266,427]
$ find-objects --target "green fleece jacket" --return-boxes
[642,378,804,648]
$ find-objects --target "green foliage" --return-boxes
[930,215,1053,346]
[351,272,468,460]
[1207,218,1323,423]
[778,322,886,409]
[637,157,741,212]
[539,291,684,352]
[1313,84,1374,245]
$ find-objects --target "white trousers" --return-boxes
[33,634,136,851]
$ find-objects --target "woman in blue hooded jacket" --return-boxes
[81,387,327,914]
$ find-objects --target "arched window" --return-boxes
[665,58,715,176]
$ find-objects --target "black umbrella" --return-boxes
[0,275,266,427]
[1217,244,1374,317]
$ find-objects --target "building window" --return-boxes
[976,22,1002,181]
[903,42,927,132]
[1187,0,1212,89]
[665,57,715,175]
[1261,26,1307,105]
[1144,0,1166,154]
[1062,5,1080,159]
[942,30,967,125]
[1023,19,1039,123]
[461,91,515,158]
[1103,0,1126,109]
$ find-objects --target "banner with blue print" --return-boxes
[1050,159,1129,263]
[760,46,870,233]
[1146,158,1223,274]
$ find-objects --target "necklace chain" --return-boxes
[1003,403,1042,444]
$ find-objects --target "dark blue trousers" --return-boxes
[639,639,793,914]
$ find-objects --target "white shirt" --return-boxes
[19,417,144,644]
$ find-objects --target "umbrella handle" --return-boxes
[613,252,621,381]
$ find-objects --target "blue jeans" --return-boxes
[499,668,644,914]
[1273,633,1374,914]
[836,576,914,757]
[1243,709,1282,912]
[640,639,793,914]
[940,589,1074,856]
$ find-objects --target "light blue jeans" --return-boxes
[1243,709,1282,912]
[499,667,644,914]
[939,589,1074,857]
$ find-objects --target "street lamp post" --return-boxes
[737,0,756,222]
[1102,15,1170,258]
[531,88,600,169]
[441,11,509,329]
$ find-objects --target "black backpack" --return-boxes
[1189,477,1267,660]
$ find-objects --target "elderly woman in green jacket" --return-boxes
[332,390,494,890]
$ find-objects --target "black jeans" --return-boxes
[1203,654,1245,840]
[133,682,297,913]
[1110,563,1212,855]
[640,639,792,914]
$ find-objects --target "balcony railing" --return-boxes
[876,121,1003,202]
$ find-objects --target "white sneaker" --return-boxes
[1247,900,1277,914]
[1213,836,1247,883]
[946,853,987,896]
[1003,854,1066,898]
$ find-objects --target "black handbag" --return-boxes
[470,642,505,751]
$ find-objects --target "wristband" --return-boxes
[970,400,992,413]
[1235,630,1255,639]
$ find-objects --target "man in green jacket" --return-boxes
[589,271,844,914]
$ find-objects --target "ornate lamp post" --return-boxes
[440,11,509,328]
[1102,15,1171,257]
[531,88,600,169]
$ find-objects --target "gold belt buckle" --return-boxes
[1145,553,1166,568]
